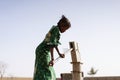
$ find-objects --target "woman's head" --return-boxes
[57,15,71,33]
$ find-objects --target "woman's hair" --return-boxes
[57,15,71,28]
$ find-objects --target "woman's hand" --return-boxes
[55,46,65,58]
[59,53,65,58]
[49,60,54,66]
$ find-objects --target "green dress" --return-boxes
[33,26,61,80]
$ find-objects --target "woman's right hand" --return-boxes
[49,60,54,66]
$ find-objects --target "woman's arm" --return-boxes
[55,46,61,55]
[49,47,54,66]
[50,47,54,60]
[55,46,65,58]
[49,46,65,66]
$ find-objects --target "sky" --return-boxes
[0,0,120,78]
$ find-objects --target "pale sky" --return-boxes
[0,0,120,78]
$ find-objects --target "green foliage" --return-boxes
[87,67,98,76]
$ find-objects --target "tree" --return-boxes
[87,67,98,76]
[0,61,7,79]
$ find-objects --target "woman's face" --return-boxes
[60,26,69,33]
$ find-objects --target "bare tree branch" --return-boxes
[0,61,7,79]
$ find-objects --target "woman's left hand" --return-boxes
[59,53,65,58]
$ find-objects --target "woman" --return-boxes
[33,15,71,80]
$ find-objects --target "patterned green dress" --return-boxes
[33,26,61,80]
